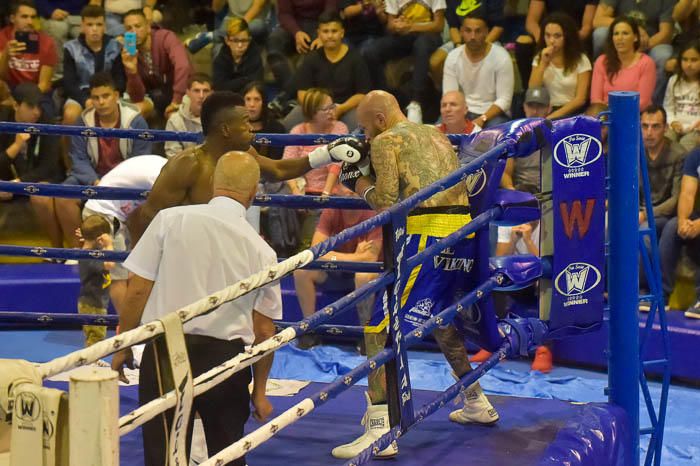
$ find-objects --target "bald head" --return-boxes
[357,90,406,140]
[440,91,468,128]
[213,151,260,208]
[359,90,401,115]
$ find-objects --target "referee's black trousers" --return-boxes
[139,334,251,466]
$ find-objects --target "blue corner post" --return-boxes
[607,91,640,464]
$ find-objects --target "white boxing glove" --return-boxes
[308,136,369,168]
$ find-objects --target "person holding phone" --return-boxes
[121,8,192,120]
[0,0,58,95]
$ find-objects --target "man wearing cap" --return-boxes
[473,86,552,371]
[0,82,66,249]
[501,87,550,191]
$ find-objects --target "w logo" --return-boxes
[566,267,589,294]
[560,199,595,239]
[553,134,602,169]
[15,392,40,421]
[563,139,590,166]
[555,262,601,297]
[465,168,486,197]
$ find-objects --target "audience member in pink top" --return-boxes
[283,88,348,195]
[283,88,348,250]
[589,17,656,112]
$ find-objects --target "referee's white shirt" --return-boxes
[124,196,282,344]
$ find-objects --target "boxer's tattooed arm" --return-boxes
[366,134,400,209]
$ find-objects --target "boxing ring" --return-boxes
[0,92,666,465]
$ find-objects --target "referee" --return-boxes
[112,151,282,466]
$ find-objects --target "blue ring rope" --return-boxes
[345,340,510,466]
[0,181,370,210]
[290,275,502,453]
[0,121,473,146]
[0,311,118,326]
[0,245,385,274]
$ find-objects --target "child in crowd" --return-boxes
[77,215,115,347]
[664,41,700,152]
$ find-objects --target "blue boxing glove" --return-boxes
[308,136,369,168]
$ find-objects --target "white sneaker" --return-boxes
[448,380,499,425]
[331,392,398,459]
[406,101,422,124]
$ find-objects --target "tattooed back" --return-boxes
[371,121,468,208]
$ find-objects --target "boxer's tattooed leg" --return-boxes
[355,295,374,327]
[433,324,472,377]
[365,331,388,404]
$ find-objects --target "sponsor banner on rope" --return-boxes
[550,117,605,332]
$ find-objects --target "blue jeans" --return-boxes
[467,112,509,129]
[363,32,442,101]
[658,215,700,296]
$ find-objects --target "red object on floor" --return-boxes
[531,346,553,373]
[470,349,493,363]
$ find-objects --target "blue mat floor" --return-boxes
[1,330,699,465]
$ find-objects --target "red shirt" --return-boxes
[94,111,122,177]
[437,120,476,135]
[0,27,57,87]
[317,209,383,255]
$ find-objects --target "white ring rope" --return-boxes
[119,326,297,435]
[37,250,315,379]
[201,399,316,466]
[119,270,389,434]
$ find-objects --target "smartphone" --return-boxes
[124,32,137,56]
[14,31,39,54]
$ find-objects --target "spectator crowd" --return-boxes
[0,0,699,351]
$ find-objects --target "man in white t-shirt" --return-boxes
[112,151,281,466]
[442,11,514,129]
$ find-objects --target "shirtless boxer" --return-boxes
[128,91,365,242]
[332,91,499,459]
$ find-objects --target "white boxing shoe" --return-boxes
[448,378,499,425]
[331,392,399,459]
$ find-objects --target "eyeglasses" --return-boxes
[319,103,337,113]
[227,36,251,44]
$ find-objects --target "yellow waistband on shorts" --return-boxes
[406,213,473,237]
